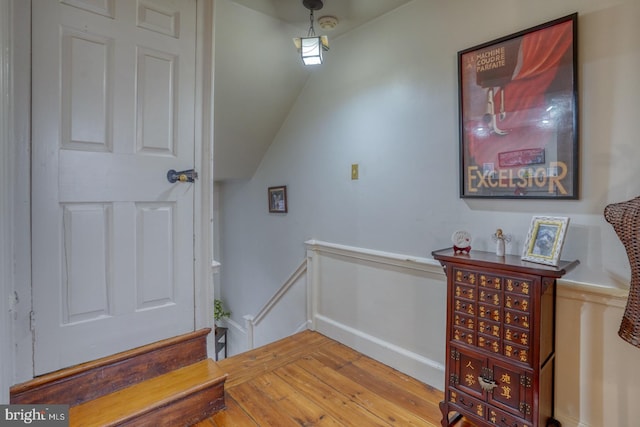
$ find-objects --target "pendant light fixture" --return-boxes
[293,0,329,65]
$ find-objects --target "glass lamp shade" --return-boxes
[301,36,323,65]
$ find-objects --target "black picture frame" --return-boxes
[458,13,579,199]
[268,186,287,213]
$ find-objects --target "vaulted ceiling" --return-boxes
[213,0,412,180]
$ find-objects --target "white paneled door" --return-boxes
[32,0,197,375]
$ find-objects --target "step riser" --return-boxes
[11,328,211,406]
[115,383,225,427]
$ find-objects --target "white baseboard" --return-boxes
[553,413,588,427]
[313,314,445,390]
[217,317,247,358]
[220,316,310,358]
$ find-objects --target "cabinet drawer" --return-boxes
[448,389,486,421]
[478,303,501,322]
[504,342,530,365]
[453,327,475,346]
[504,293,530,313]
[454,268,477,286]
[488,406,532,427]
[478,319,501,338]
[504,277,532,296]
[504,325,530,347]
[479,273,502,290]
[479,288,501,306]
[454,313,475,331]
[455,283,476,301]
[478,334,501,354]
[504,309,530,330]
[455,298,476,317]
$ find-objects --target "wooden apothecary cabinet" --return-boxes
[432,248,579,427]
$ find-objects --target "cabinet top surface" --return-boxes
[432,247,579,278]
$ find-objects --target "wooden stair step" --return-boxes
[11,328,212,406]
[69,359,228,427]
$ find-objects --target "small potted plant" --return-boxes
[213,299,230,327]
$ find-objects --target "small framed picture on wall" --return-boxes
[268,186,287,213]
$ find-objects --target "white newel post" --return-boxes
[306,242,321,330]
[244,315,255,350]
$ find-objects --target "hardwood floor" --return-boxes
[194,330,474,427]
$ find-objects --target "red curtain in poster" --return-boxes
[466,20,574,168]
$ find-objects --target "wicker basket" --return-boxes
[604,196,640,348]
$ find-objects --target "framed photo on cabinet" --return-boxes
[458,13,578,199]
[522,216,569,266]
[268,186,287,213]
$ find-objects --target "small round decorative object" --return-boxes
[452,230,472,254]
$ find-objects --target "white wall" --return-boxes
[212,0,310,180]
[218,0,640,425]
[556,283,640,426]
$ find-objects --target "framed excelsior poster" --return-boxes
[458,13,578,199]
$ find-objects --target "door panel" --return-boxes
[61,203,111,324]
[32,0,197,375]
[61,28,112,151]
[136,202,176,309]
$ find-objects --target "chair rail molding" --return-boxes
[304,239,442,273]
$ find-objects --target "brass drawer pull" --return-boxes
[478,376,498,392]
[458,396,474,408]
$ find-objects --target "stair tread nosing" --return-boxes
[69,358,227,426]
